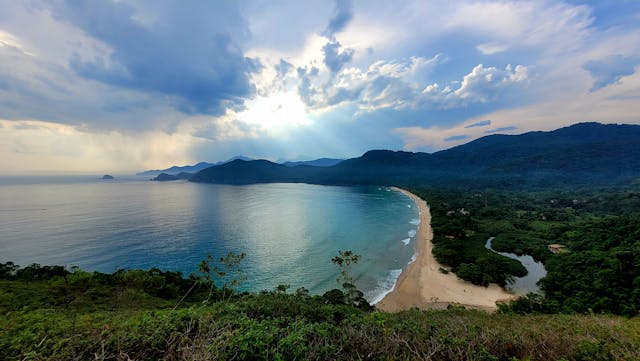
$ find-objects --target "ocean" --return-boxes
[0,177,419,302]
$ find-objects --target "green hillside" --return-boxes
[1,265,639,361]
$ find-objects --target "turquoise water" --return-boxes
[0,177,418,302]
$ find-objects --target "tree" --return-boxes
[331,250,370,309]
[198,251,247,302]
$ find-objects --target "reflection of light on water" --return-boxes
[2,180,420,303]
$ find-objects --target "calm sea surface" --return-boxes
[0,177,418,302]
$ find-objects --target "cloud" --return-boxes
[289,47,527,118]
[453,64,528,103]
[296,66,321,106]
[583,55,638,91]
[0,119,197,173]
[398,64,640,152]
[3,0,640,173]
[323,41,354,73]
[444,134,469,141]
[50,0,258,115]
[323,0,354,39]
[449,1,594,56]
[0,30,34,56]
[191,118,261,141]
[275,59,293,77]
[484,126,517,134]
[414,63,528,110]
[464,119,491,128]
[476,42,509,55]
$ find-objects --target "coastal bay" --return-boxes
[0,179,417,300]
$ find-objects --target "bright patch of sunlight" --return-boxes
[237,91,312,135]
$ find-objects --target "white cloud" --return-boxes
[448,1,593,55]
[454,64,528,103]
[0,29,34,56]
[395,65,640,151]
[476,42,508,55]
[286,50,528,114]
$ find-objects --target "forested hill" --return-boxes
[190,122,640,187]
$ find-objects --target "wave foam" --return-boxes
[370,250,420,304]
[408,229,417,238]
[409,218,420,225]
[401,238,410,246]
[370,268,403,304]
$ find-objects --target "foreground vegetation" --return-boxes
[411,185,640,317]
[1,263,639,360]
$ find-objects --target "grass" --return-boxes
[1,278,639,361]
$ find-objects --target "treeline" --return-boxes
[2,262,639,360]
[0,258,370,314]
[408,185,640,316]
[516,215,640,316]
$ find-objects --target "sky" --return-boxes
[0,0,639,174]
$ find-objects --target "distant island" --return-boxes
[151,172,193,181]
[101,174,115,180]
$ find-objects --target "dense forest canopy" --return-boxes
[410,185,640,317]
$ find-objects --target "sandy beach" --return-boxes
[376,188,516,312]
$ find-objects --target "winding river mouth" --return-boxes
[485,237,547,295]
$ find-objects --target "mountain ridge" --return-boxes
[136,156,252,176]
[283,158,344,167]
[189,122,640,187]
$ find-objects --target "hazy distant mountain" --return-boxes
[282,158,344,167]
[190,123,640,188]
[189,159,325,184]
[151,172,193,181]
[136,156,252,176]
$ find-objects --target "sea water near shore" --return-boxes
[0,177,418,301]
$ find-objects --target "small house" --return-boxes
[548,244,567,254]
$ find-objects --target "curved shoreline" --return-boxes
[376,187,517,312]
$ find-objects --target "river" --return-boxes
[485,237,547,294]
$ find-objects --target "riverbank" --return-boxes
[376,188,516,312]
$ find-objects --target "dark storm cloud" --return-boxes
[51,0,258,115]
